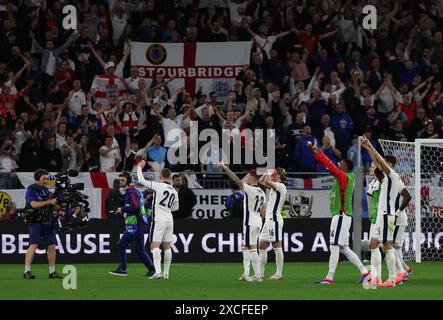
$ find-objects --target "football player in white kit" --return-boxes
[217,161,266,281]
[257,168,287,281]
[361,136,410,287]
[137,160,179,280]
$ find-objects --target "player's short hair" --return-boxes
[161,168,171,179]
[34,169,49,181]
[384,155,397,167]
[275,167,286,181]
[172,174,181,180]
[374,168,384,180]
[119,171,132,185]
[230,181,240,191]
[343,159,354,171]
[248,170,258,180]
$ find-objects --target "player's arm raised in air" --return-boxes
[262,170,284,191]
[361,136,391,174]
[217,161,243,189]
[307,140,346,181]
[136,160,154,189]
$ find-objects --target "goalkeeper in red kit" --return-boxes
[307,140,370,285]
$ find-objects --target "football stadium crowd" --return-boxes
[1,0,443,174]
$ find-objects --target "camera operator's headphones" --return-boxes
[119,171,132,186]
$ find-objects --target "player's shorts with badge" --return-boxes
[243,223,261,246]
[149,220,174,243]
[259,219,283,243]
[330,213,352,246]
[375,214,396,243]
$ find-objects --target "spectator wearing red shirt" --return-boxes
[53,60,75,96]
[294,23,340,54]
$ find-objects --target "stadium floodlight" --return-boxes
[379,139,443,263]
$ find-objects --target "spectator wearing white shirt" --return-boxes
[111,1,128,46]
[247,24,296,59]
[99,136,121,172]
[68,80,87,116]
[125,66,143,91]
[55,122,67,150]
[152,101,193,148]
[12,119,31,154]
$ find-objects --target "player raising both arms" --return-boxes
[257,168,287,281]
[217,161,266,281]
[307,140,370,285]
[361,136,410,287]
[137,160,179,280]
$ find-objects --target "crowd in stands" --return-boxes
[1,0,443,175]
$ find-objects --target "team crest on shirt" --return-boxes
[146,44,167,65]
[287,193,313,218]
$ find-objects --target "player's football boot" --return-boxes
[268,274,282,280]
[406,267,413,278]
[369,278,381,289]
[49,272,63,279]
[314,278,334,285]
[379,280,396,287]
[148,273,163,280]
[145,270,156,278]
[245,275,257,282]
[255,275,264,282]
[23,271,36,279]
[394,271,408,285]
[356,272,371,284]
[109,268,128,277]
[238,274,249,281]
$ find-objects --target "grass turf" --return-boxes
[1,262,443,300]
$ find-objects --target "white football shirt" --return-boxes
[242,183,266,228]
[378,169,402,216]
[265,182,287,221]
[137,166,178,223]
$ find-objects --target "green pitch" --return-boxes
[1,262,443,300]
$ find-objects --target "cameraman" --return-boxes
[23,169,62,279]
[109,171,155,277]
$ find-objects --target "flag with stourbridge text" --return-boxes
[131,41,252,97]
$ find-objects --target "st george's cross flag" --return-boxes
[131,41,252,98]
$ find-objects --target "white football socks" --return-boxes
[395,247,409,271]
[274,247,284,277]
[163,248,172,276]
[24,265,31,273]
[242,247,251,276]
[249,249,259,277]
[152,248,162,274]
[326,245,340,280]
[385,248,397,282]
[340,246,368,275]
[371,248,382,280]
[258,249,268,277]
